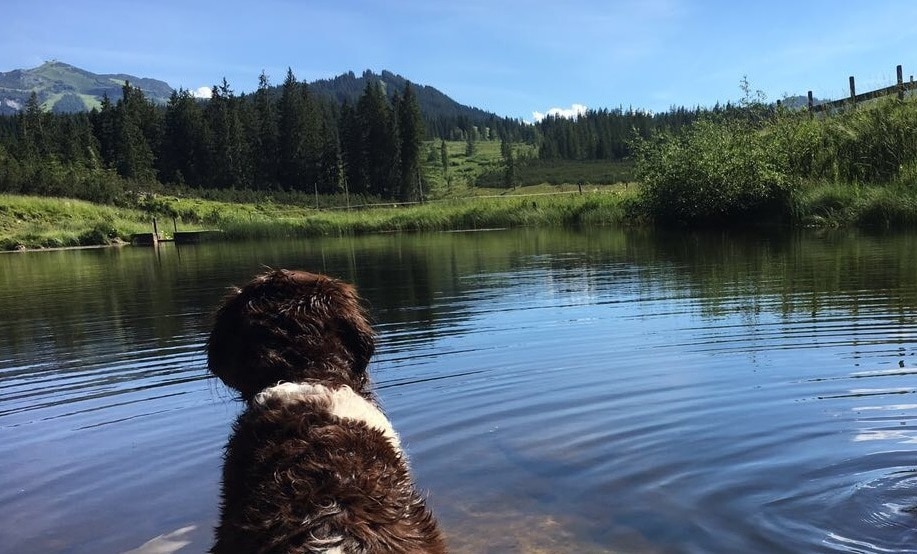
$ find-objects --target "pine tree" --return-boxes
[18,92,45,161]
[112,82,157,181]
[160,89,206,186]
[277,69,321,192]
[357,81,399,199]
[501,137,515,189]
[91,94,118,168]
[465,125,476,157]
[395,83,425,202]
[339,101,366,196]
[440,139,448,176]
[253,71,279,189]
[205,79,251,189]
[318,119,342,196]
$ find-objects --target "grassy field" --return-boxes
[0,185,637,251]
[420,140,633,197]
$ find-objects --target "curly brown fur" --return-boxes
[207,269,376,402]
[208,270,445,554]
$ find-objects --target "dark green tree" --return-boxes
[278,68,321,192]
[501,136,515,189]
[253,71,279,189]
[205,79,252,189]
[111,82,157,181]
[18,92,47,161]
[91,94,118,168]
[160,89,207,186]
[357,81,399,199]
[339,101,366,196]
[318,119,342,196]
[395,83,425,201]
[465,125,476,156]
[440,138,448,176]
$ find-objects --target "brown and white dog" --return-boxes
[207,269,445,554]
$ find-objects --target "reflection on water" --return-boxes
[1,228,916,553]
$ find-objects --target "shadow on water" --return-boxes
[1,228,917,552]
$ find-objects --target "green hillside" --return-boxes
[0,60,173,115]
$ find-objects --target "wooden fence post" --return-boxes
[849,76,856,104]
[897,64,905,100]
[807,91,814,112]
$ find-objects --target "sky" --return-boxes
[4,0,917,121]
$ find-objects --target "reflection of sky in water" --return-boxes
[1,229,917,553]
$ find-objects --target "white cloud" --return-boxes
[192,86,212,99]
[532,103,588,122]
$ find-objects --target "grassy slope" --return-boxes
[424,140,633,195]
[0,186,636,250]
[0,195,155,249]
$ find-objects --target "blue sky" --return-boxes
[4,0,917,120]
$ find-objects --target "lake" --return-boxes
[1,228,916,553]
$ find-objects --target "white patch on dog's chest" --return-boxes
[254,382,402,452]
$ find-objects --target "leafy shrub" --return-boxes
[78,221,119,245]
[634,118,795,227]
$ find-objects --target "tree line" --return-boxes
[0,65,769,206]
[0,70,442,204]
[537,106,708,162]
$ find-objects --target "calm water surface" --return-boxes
[1,228,917,553]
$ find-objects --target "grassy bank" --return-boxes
[7,180,917,251]
[0,186,635,250]
[633,96,917,228]
[10,94,917,252]
[795,182,917,228]
[0,195,153,250]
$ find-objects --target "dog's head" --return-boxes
[207,269,375,401]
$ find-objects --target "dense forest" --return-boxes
[0,70,490,204]
[0,64,757,205]
[534,102,772,162]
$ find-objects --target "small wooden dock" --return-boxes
[130,233,159,246]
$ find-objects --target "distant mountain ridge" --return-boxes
[310,69,500,122]
[0,61,173,115]
[0,61,525,139]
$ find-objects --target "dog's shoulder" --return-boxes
[216,382,445,553]
[253,382,402,452]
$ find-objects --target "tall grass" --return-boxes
[1,190,635,250]
[217,193,634,240]
[634,95,917,228]
[0,194,151,250]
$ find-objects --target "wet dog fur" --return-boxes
[207,269,445,553]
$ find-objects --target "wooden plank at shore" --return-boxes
[130,233,158,246]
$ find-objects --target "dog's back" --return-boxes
[208,270,445,553]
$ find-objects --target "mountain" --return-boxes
[0,60,173,115]
[306,69,530,140]
[0,61,528,139]
[311,69,498,121]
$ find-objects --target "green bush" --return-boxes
[634,118,795,227]
[78,221,119,245]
